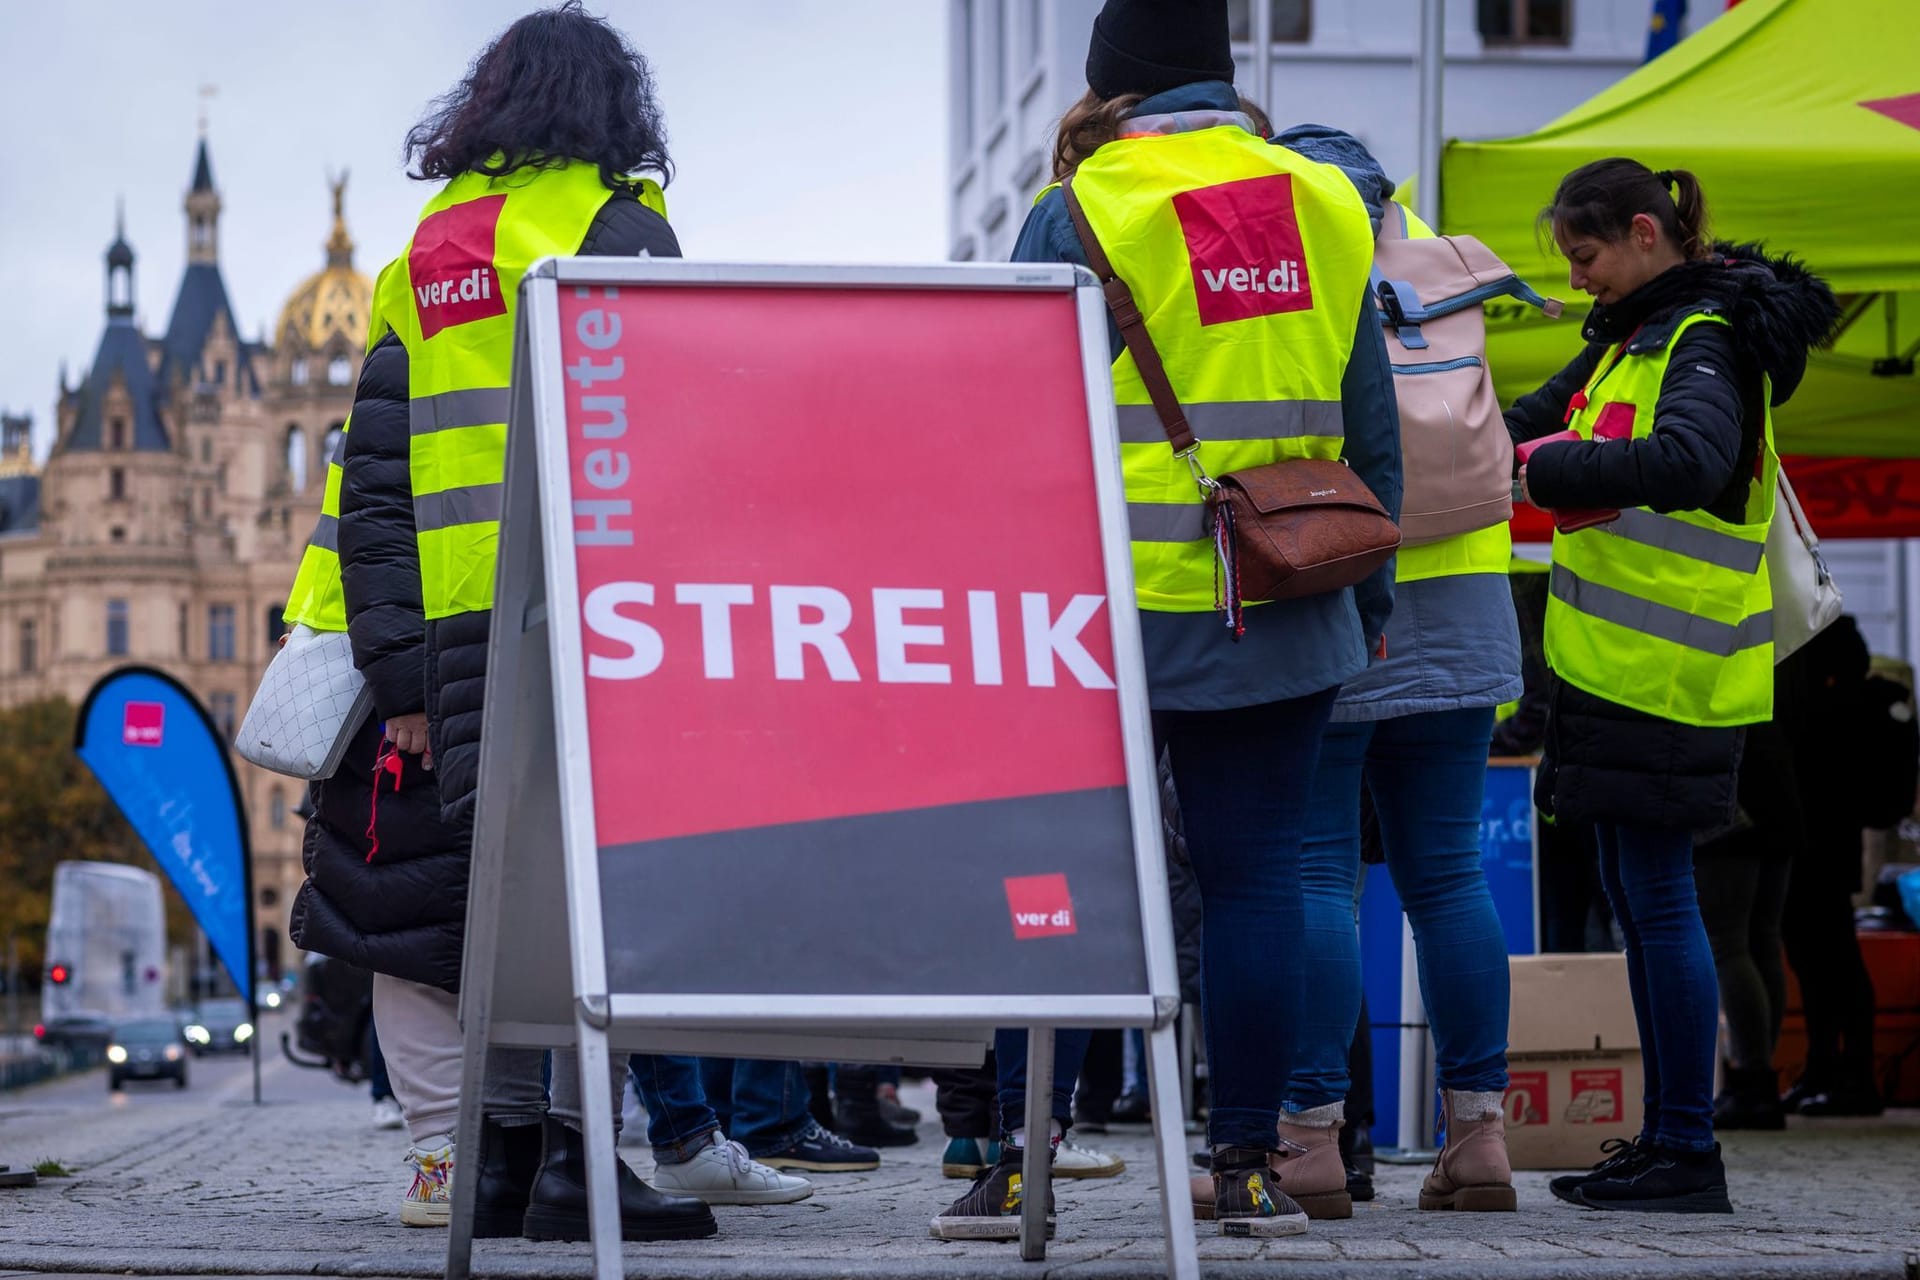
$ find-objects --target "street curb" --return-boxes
[1,1248,1913,1280]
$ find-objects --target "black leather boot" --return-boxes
[521,1116,717,1242]
[832,1067,918,1147]
[472,1116,545,1238]
[1712,1067,1786,1131]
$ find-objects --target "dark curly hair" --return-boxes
[404,2,672,190]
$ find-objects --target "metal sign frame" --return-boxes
[445,260,1196,1280]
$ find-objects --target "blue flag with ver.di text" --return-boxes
[75,666,254,1005]
[1646,0,1688,60]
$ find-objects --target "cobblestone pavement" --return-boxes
[1,1056,1916,1279]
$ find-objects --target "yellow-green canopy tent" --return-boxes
[1441,0,1920,469]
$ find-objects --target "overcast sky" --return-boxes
[0,3,948,455]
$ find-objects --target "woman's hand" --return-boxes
[385,712,433,770]
[1516,465,1533,507]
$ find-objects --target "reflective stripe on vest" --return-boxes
[1388,204,1510,585]
[1063,126,1373,612]
[377,163,667,620]
[1543,311,1777,728]
[1550,566,1774,656]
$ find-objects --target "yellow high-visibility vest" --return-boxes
[1544,312,1776,727]
[281,422,352,632]
[1062,125,1374,612]
[1388,204,1511,585]
[372,162,666,620]
[283,258,408,632]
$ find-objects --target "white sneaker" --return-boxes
[400,1135,454,1227]
[651,1130,815,1205]
[1056,1134,1125,1179]
[372,1096,405,1131]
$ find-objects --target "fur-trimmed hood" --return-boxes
[1583,242,1841,406]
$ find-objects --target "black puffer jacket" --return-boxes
[289,186,680,991]
[288,335,469,990]
[290,719,467,990]
[428,195,681,828]
[1507,244,1839,830]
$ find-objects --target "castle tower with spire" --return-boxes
[186,138,221,266]
[0,134,369,977]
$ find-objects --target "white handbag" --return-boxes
[235,624,374,780]
[1768,469,1844,663]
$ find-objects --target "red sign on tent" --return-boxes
[1512,454,1920,543]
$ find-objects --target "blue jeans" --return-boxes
[630,1056,718,1161]
[1288,708,1511,1110]
[994,1028,1091,1139]
[631,1056,813,1161]
[702,1058,813,1158]
[1595,822,1718,1152]
[1163,690,1336,1149]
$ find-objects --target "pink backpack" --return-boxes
[1372,205,1562,545]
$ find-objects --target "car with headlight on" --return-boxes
[107,1018,189,1090]
[182,998,254,1056]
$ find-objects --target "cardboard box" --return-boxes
[1504,954,1645,1170]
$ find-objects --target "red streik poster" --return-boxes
[551,280,1146,998]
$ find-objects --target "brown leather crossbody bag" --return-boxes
[1061,175,1400,636]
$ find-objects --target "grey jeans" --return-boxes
[371,972,624,1143]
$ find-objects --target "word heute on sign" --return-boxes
[564,293,637,549]
[583,583,1115,689]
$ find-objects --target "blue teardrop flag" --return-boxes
[74,666,254,1005]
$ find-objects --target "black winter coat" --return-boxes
[1507,244,1839,830]
[288,187,680,991]
[289,334,469,991]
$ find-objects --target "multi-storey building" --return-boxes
[944,1,1920,661]
[0,137,372,978]
[948,0,1690,263]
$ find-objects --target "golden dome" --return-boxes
[277,173,372,354]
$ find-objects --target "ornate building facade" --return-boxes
[0,138,373,978]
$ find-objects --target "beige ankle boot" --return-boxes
[1268,1114,1351,1219]
[1188,1109,1350,1221]
[1419,1090,1516,1212]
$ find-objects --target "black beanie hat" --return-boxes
[1086,0,1234,100]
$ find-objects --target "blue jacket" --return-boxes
[1013,82,1402,712]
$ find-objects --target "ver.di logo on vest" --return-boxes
[409,194,509,339]
[1173,172,1315,326]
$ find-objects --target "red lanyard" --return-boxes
[365,740,406,863]
[1563,325,1645,426]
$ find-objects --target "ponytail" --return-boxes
[1540,157,1714,261]
[1667,168,1710,260]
